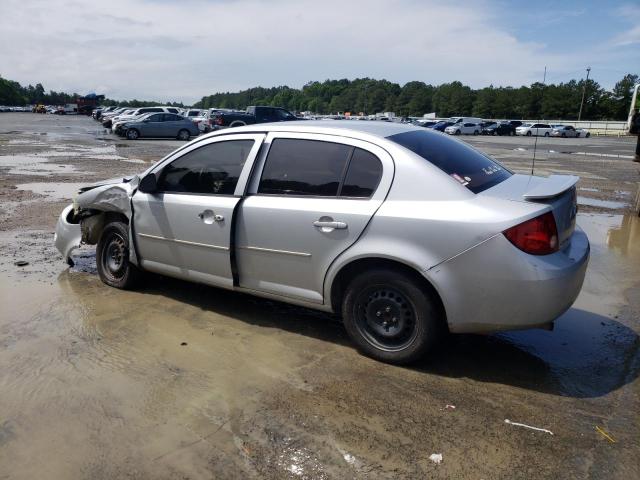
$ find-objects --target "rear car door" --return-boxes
[132,134,264,287]
[236,133,394,303]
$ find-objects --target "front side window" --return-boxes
[146,113,163,122]
[158,140,255,195]
[259,139,352,196]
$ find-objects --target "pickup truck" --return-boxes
[210,106,298,129]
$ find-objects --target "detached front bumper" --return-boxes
[430,226,590,333]
[54,204,82,264]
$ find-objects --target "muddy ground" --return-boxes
[0,113,639,479]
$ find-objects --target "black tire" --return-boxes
[585,132,590,138]
[526,131,532,136]
[177,129,190,141]
[342,268,443,364]
[454,130,461,135]
[96,221,140,289]
[126,128,139,140]
[561,132,566,138]
[576,133,580,138]
[473,130,479,135]
[544,132,550,137]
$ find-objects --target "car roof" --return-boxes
[219,120,422,140]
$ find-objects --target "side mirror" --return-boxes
[138,173,158,193]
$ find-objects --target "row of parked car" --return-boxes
[413,117,590,138]
[92,105,302,140]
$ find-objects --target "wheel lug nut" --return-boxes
[376,311,382,317]
[385,307,391,313]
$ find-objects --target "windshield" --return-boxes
[387,130,512,194]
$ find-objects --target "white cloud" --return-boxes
[610,4,640,46]
[0,0,633,103]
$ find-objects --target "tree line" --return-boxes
[1,73,637,120]
[195,74,638,120]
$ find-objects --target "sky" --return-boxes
[0,0,638,104]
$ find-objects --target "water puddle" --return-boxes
[577,196,629,210]
[16,182,86,200]
[0,154,80,176]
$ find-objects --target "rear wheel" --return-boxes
[177,129,190,141]
[561,132,567,138]
[96,221,140,289]
[544,132,550,137]
[126,128,139,140]
[342,269,443,364]
[474,130,479,135]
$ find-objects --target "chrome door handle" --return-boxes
[198,210,224,223]
[313,220,347,229]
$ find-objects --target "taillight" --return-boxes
[214,115,223,126]
[503,212,558,255]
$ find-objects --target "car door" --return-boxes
[236,133,393,303]
[139,113,165,137]
[162,113,183,137]
[132,134,264,287]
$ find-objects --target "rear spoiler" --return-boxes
[522,175,579,200]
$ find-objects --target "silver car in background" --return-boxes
[54,122,589,364]
[551,125,579,137]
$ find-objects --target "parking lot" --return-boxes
[1,113,639,479]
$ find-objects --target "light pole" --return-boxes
[578,66,591,121]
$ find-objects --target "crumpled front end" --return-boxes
[54,204,82,265]
[54,176,139,264]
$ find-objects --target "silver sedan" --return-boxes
[551,125,579,137]
[54,122,589,364]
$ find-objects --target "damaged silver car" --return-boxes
[55,122,589,364]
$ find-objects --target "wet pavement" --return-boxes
[1,114,640,479]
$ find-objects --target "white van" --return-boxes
[450,116,483,125]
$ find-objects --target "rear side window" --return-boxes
[259,139,351,196]
[159,140,254,195]
[341,148,382,198]
[388,130,511,193]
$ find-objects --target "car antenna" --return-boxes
[531,66,547,175]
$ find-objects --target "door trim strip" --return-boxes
[237,245,311,257]
[137,233,229,251]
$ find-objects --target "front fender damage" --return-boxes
[54,177,139,265]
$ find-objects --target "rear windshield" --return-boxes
[387,130,512,193]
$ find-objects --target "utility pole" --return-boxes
[578,66,591,121]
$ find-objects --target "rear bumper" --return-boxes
[430,227,590,333]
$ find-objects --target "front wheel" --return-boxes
[544,132,550,137]
[526,131,532,136]
[454,130,460,135]
[126,129,139,140]
[96,221,140,289]
[342,269,443,364]
[177,129,190,141]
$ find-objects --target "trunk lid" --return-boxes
[481,174,578,246]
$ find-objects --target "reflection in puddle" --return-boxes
[577,196,629,209]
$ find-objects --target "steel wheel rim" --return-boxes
[354,286,418,352]
[102,232,127,280]
[179,130,188,140]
